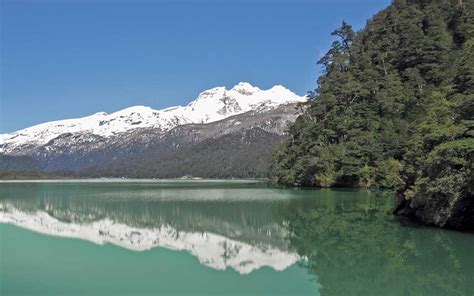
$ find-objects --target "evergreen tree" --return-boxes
[271,0,473,229]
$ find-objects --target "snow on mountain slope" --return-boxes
[0,82,306,153]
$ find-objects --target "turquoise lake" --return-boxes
[0,180,473,295]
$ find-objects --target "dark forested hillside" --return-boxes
[271,0,473,229]
[0,155,40,171]
[0,103,302,179]
[73,103,302,178]
[81,127,284,179]
[0,155,62,179]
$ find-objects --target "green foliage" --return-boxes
[271,0,474,200]
[0,155,69,179]
[82,128,284,179]
[0,155,40,171]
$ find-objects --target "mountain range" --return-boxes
[0,82,306,178]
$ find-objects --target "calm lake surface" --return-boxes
[0,180,473,296]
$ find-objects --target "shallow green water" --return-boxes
[0,180,473,296]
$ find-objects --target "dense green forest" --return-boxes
[81,128,283,179]
[0,155,67,179]
[271,0,473,228]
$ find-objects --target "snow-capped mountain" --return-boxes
[0,82,306,154]
[0,82,307,177]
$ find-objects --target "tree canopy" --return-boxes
[270,0,473,228]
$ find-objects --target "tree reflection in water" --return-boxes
[278,189,474,296]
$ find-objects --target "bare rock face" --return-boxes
[394,157,474,231]
[394,193,474,231]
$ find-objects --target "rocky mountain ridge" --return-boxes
[1,83,306,177]
[1,82,305,154]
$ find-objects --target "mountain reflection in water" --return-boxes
[0,180,301,274]
[1,180,473,296]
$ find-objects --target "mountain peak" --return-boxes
[269,84,288,91]
[194,86,226,102]
[230,82,260,95]
[0,82,306,153]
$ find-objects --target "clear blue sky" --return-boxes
[1,0,390,133]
